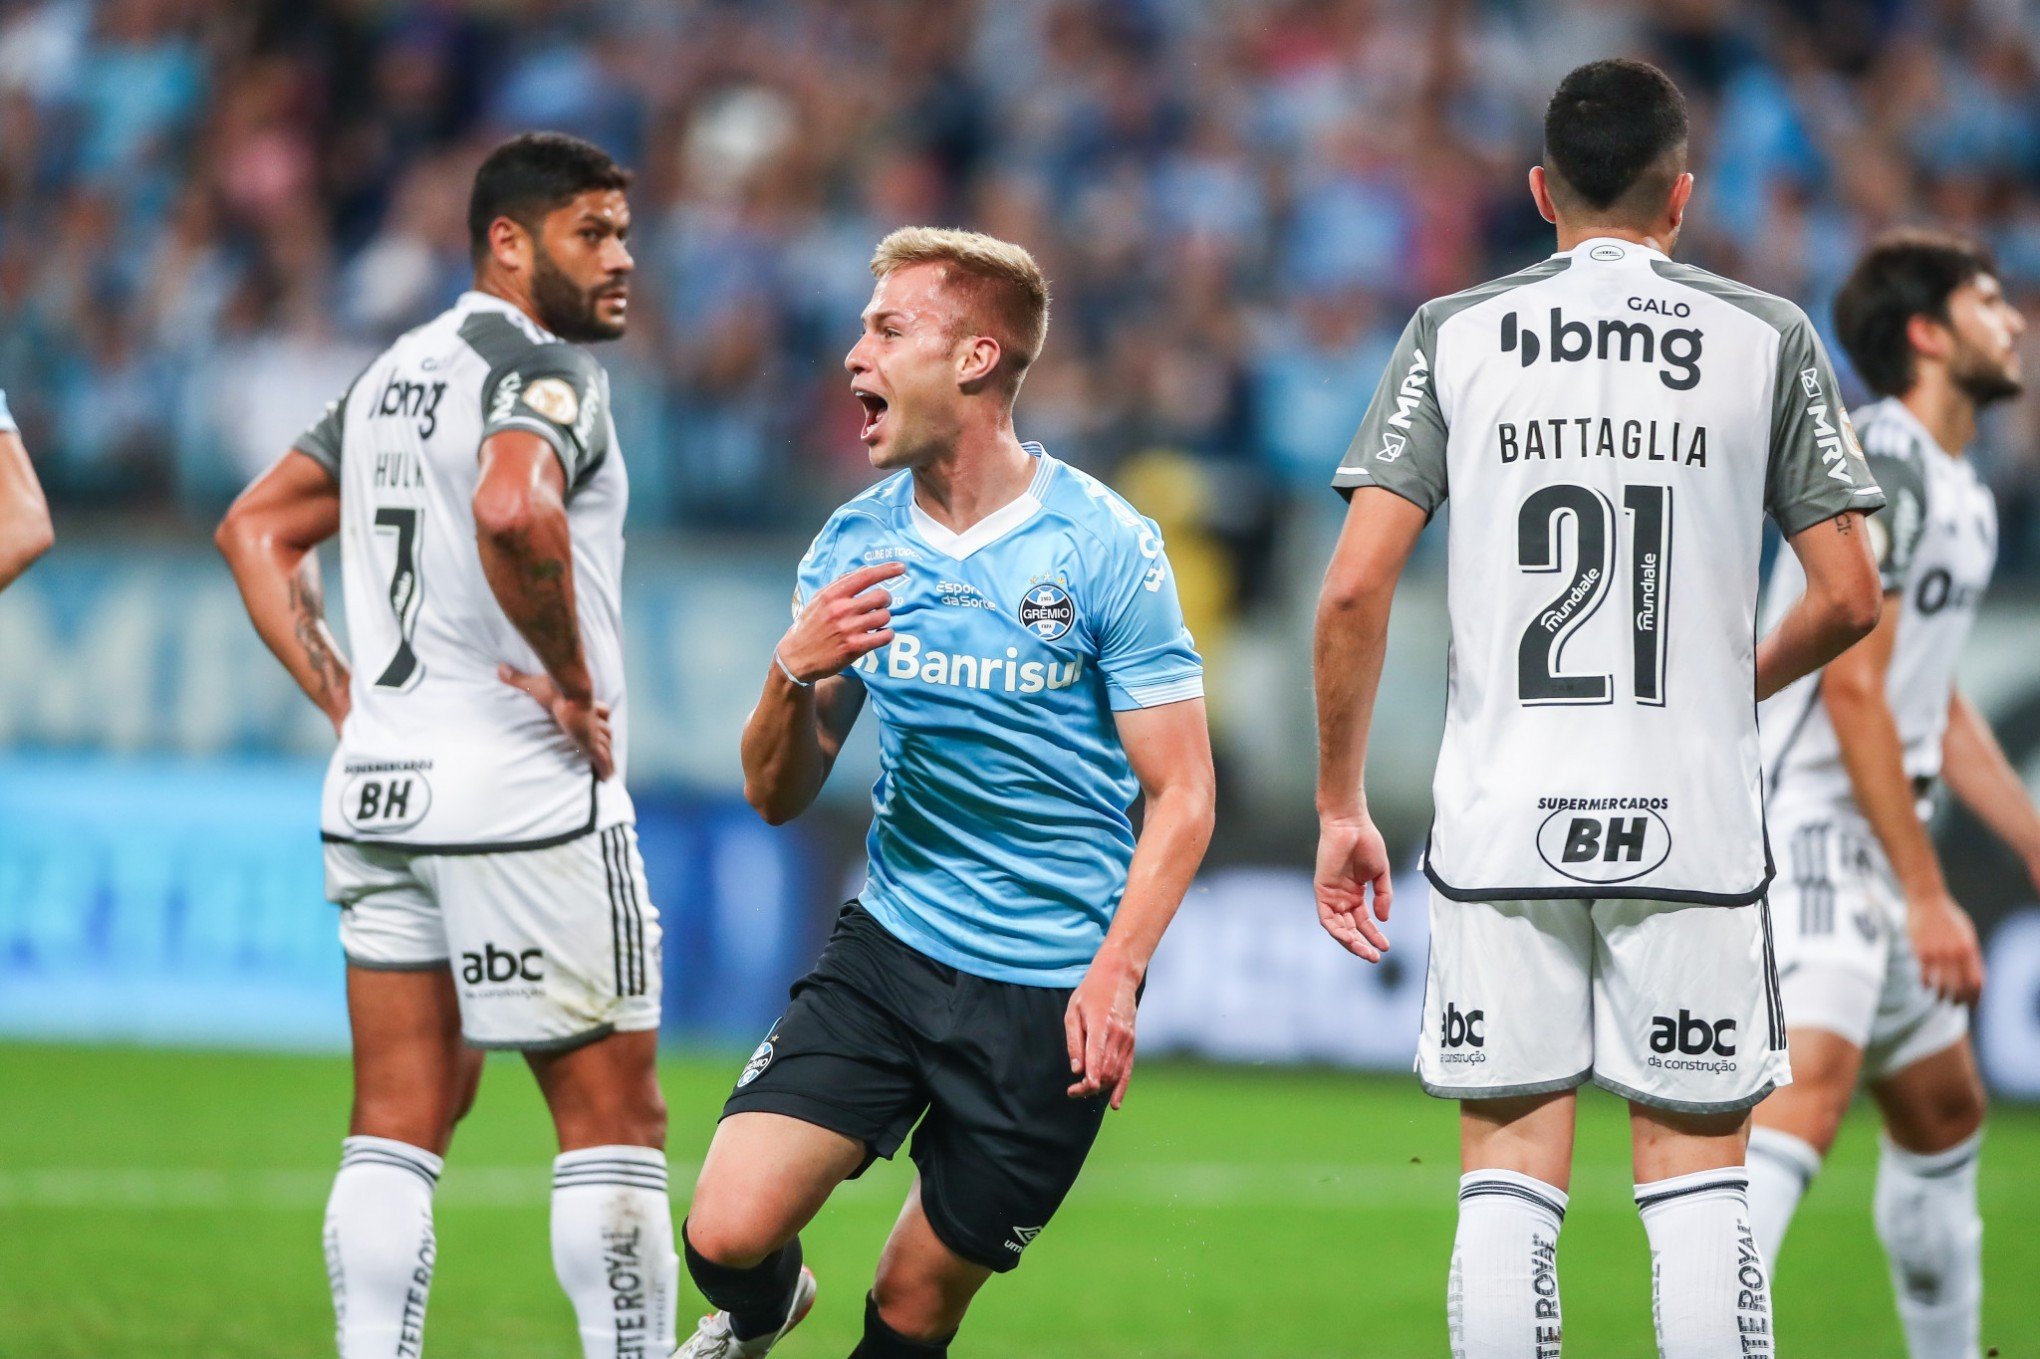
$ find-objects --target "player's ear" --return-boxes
[1905,311,1953,366]
[955,333,1003,392]
[487,215,534,276]
[1528,166,1559,226]
[1665,171,1695,234]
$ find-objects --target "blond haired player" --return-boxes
[674,228,1214,1358]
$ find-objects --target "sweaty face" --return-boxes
[1945,273,2025,406]
[843,264,975,470]
[529,189,633,343]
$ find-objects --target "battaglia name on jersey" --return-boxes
[1496,418,1708,467]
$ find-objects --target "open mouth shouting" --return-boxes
[854,386,890,443]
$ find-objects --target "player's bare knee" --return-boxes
[871,1266,968,1340]
[682,1193,783,1270]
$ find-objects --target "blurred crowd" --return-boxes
[8,0,2040,603]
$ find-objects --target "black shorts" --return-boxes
[722,902,1110,1273]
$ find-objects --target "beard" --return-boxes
[1951,348,2022,407]
[531,244,624,343]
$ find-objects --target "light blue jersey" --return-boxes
[796,444,1203,986]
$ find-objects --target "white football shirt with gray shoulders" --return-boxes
[296,290,632,850]
[1333,237,1884,904]
[1761,396,1997,815]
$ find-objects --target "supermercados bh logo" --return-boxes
[1019,574,1075,641]
[1535,796,1671,884]
[340,758,434,834]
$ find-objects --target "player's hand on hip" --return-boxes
[776,562,905,684]
[1314,814,1393,963]
[1907,890,1985,1005]
[1065,952,1140,1109]
[498,664,616,781]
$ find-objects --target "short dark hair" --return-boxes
[1835,231,1999,398]
[467,132,633,263]
[1543,59,1689,218]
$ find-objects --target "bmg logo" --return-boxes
[1500,306,1703,390]
[1650,1010,1737,1057]
[461,943,543,985]
[1441,1002,1486,1049]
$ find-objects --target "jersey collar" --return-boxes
[905,443,1056,561]
[1556,236,1670,263]
[456,289,560,343]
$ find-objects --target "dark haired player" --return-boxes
[1315,60,1886,1356]
[1750,233,2032,1359]
[217,132,675,1358]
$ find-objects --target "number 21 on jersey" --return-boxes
[1516,483,1671,707]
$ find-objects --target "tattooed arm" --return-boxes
[473,428,614,779]
[216,449,351,734]
[1754,511,1883,701]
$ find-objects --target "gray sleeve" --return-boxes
[480,343,610,488]
[293,396,345,477]
[1765,315,1885,535]
[1864,450,1927,592]
[1331,306,1449,517]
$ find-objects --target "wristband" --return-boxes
[773,649,813,688]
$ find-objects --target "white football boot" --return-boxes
[673,1266,818,1358]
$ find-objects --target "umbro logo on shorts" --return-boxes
[1004,1224,1043,1254]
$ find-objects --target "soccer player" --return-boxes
[1749,233,2032,1358]
[1314,60,1887,1358]
[216,132,677,1358]
[673,227,1214,1359]
[0,390,53,591]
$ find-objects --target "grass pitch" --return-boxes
[1,1043,2033,1357]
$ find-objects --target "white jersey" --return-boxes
[1334,237,1883,904]
[1761,397,1998,815]
[297,290,633,850]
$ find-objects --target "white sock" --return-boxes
[552,1145,680,1359]
[1448,1170,1567,1359]
[1635,1167,1773,1359]
[324,1135,443,1359]
[1874,1132,1983,1359]
[1745,1126,1822,1266]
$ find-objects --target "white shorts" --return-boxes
[1418,890,1791,1114]
[325,823,661,1050]
[1768,803,1967,1081]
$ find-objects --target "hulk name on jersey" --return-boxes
[1761,396,1999,816]
[798,445,1202,986]
[296,291,630,850]
[1334,237,1882,903]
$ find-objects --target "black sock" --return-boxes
[849,1292,954,1358]
[680,1218,803,1342]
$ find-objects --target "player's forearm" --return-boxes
[219,530,351,727]
[1756,515,1881,700]
[1943,689,2040,861]
[1827,673,1947,901]
[1313,577,1393,819]
[476,497,593,701]
[740,667,830,825]
[1099,779,1215,979]
[1755,592,1880,701]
